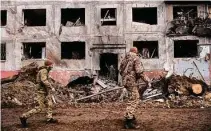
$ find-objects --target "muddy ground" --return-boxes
[1,103,211,131]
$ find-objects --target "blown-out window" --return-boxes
[23,42,46,59]
[61,8,85,26]
[174,40,198,58]
[61,42,85,59]
[23,9,46,26]
[133,41,159,59]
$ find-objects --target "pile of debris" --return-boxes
[1,62,66,107]
[1,62,39,107]
[1,62,211,108]
[166,11,211,37]
[65,76,122,103]
[1,62,123,107]
[144,74,211,108]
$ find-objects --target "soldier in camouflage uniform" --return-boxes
[20,60,58,128]
[120,47,148,129]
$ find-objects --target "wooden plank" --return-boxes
[96,80,107,89]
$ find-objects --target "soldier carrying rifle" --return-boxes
[19,59,58,128]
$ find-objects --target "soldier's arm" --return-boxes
[134,57,144,77]
[135,58,151,82]
[40,69,52,89]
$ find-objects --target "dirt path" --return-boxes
[2,103,211,131]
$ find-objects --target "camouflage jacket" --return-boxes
[120,52,144,87]
[36,66,52,93]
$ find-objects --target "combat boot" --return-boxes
[19,116,27,128]
[46,118,58,123]
[124,117,140,129]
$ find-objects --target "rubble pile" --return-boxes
[146,74,211,108]
[1,81,37,107]
[66,76,123,103]
[1,63,122,107]
[1,62,211,108]
[166,11,211,37]
[1,62,66,107]
[167,75,207,96]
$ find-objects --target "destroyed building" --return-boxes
[1,0,211,86]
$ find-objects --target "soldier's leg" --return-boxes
[21,93,46,118]
[46,94,58,123]
[125,86,140,119]
[46,94,53,119]
[124,86,140,129]
[20,93,46,127]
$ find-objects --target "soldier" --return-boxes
[120,47,149,129]
[19,59,58,128]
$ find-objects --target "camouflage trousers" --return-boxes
[21,92,53,120]
[124,86,140,119]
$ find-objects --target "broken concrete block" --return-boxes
[65,21,74,27]
[96,80,108,89]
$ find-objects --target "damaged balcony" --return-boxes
[166,5,211,37]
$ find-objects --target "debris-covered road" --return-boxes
[2,103,211,131]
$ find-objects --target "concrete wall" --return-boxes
[1,0,210,85]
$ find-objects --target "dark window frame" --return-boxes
[174,40,199,58]
[133,41,159,59]
[22,42,46,60]
[132,7,157,25]
[1,10,7,27]
[61,42,86,60]
[61,8,85,27]
[1,43,6,61]
[23,9,46,26]
[101,8,117,26]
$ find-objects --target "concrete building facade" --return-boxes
[1,0,211,86]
